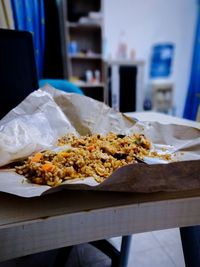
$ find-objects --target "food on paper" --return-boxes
[15,132,171,187]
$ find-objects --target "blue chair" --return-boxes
[39,79,84,95]
[180,226,200,267]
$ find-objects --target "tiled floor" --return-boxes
[109,228,186,267]
[66,228,186,267]
[0,228,185,267]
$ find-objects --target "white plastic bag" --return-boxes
[0,89,77,166]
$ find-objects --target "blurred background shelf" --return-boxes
[72,81,105,88]
[67,22,101,29]
[69,54,103,60]
[61,0,105,102]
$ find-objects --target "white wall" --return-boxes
[104,0,197,117]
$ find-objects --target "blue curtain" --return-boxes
[183,1,200,120]
[11,0,45,78]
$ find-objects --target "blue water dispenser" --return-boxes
[150,43,174,78]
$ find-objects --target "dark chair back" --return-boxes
[0,29,38,119]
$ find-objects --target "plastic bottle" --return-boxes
[116,31,127,60]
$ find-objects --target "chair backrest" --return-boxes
[0,29,38,119]
[39,79,84,95]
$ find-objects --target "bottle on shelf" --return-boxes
[116,31,128,60]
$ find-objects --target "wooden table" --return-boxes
[0,112,200,262]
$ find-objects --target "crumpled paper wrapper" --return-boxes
[0,85,200,197]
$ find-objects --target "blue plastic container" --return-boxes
[150,44,174,78]
[68,41,78,55]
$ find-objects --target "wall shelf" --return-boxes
[67,22,101,29]
[72,81,105,88]
[69,54,103,60]
[61,0,105,102]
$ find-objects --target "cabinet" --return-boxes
[106,60,145,112]
[61,0,105,102]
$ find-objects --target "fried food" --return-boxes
[15,132,169,187]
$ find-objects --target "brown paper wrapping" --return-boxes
[0,85,200,197]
